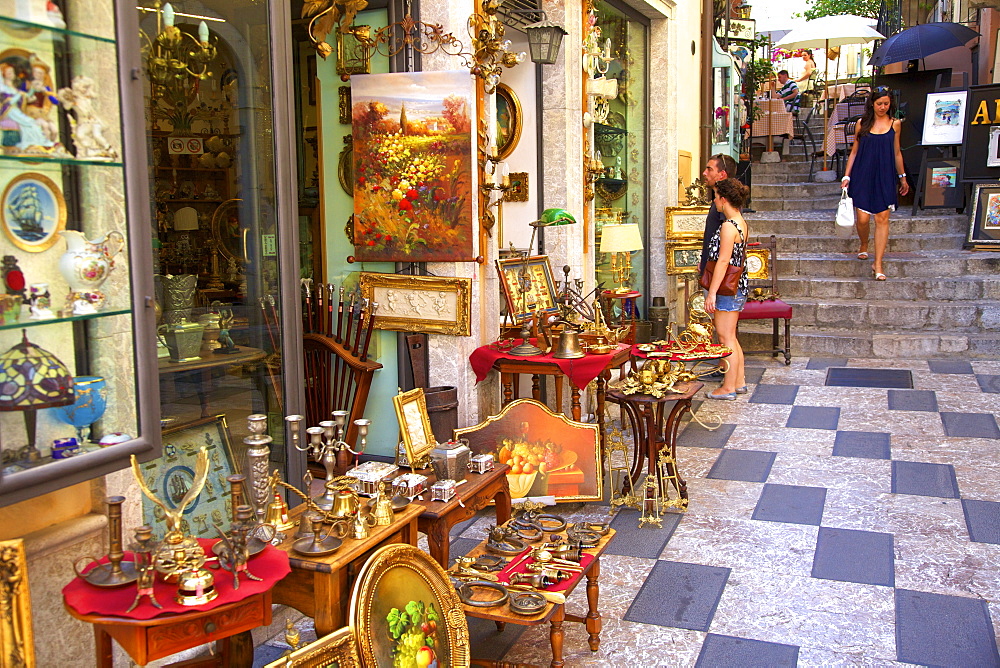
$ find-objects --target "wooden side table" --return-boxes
[461,529,615,668]
[271,502,422,637]
[606,381,703,509]
[412,463,512,568]
[65,590,272,668]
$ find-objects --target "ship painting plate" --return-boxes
[1,172,66,252]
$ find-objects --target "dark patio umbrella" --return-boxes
[868,22,980,67]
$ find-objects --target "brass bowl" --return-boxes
[588,343,614,354]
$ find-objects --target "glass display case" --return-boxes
[0,2,158,506]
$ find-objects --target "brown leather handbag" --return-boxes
[699,260,743,296]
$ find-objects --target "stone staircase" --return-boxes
[738,140,1000,359]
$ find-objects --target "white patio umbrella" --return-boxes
[775,15,885,170]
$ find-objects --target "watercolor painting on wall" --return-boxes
[350,71,474,262]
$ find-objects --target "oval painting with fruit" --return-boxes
[387,600,442,668]
[455,399,603,503]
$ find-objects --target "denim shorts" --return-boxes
[710,290,748,312]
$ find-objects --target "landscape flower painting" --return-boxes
[351,71,474,262]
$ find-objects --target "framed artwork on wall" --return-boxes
[664,206,710,241]
[137,415,237,539]
[921,91,968,146]
[359,272,472,336]
[350,71,475,262]
[495,83,522,160]
[665,242,702,275]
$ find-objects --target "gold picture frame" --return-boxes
[338,86,352,124]
[665,241,702,275]
[664,205,711,241]
[0,539,34,668]
[359,272,472,336]
[264,626,360,667]
[1,172,67,253]
[393,388,436,468]
[210,198,244,264]
[495,83,522,160]
[454,398,603,503]
[349,544,470,668]
[336,25,371,76]
[338,136,354,196]
[495,255,558,322]
[746,246,770,280]
[507,172,528,202]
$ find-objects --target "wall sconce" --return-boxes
[584,145,605,202]
[470,0,526,94]
[599,223,643,293]
[481,153,511,236]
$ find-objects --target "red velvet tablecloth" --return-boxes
[495,546,595,593]
[470,341,629,390]
[63,538,290,620]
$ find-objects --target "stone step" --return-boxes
[738,324,1000,359]
[774,296,1000,331]
[753,182,843,199]
[752,161,815,176]
[771,233,962,253]
[752,196,841,211]
[776,251,1000,279]
[774,275,1000,301]
[744,211,967,235]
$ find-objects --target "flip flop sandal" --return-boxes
[857,252,869,259]
[873,271,887,281]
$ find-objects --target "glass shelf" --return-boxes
[0,154,124,169]
[0,308,131,332]
[0,15,116,44]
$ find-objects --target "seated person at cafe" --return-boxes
[776,70,800,115]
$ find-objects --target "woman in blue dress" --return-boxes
[841,87,909,281]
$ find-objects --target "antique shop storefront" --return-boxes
[0,0,691,663]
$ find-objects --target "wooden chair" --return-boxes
[302,284,382,470]
[738,235,793,365]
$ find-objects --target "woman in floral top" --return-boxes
[704,178,750,400]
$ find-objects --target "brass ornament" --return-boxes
[0,539,34,668]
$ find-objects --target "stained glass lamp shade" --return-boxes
[0,330,75,461]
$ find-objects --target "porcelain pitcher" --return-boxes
[58,230,125,295]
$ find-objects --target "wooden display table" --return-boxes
[65,589,271,667]
[272,502,422,637]
[409,463,513,568]
[461,529,616,668]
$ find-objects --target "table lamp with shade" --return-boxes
[0,330,75,463]
[599,222,643,293]
[508,208,576,357]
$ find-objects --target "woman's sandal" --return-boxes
[857,251,869,259]
[872,269,887,281]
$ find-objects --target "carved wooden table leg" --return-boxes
[548,605,566,668]
[426,520,451,567]
[585,559,602,651]
[570,386,581,422]
[221,630,254,667]
[496,621,506,632]
[502,372,514,406]
[531,374,541,400]
[554,374,563,414]
[94,627,113,668]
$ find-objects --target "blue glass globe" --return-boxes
[52,376,107,443]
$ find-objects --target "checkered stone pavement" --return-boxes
[256,356,1000,667]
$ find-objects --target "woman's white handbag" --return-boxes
[835,189,856,238]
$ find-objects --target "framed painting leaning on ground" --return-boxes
[967,182,1000,247]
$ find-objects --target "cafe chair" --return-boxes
[738,235,792,365]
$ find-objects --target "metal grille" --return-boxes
[498,0,544,33]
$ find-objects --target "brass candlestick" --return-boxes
[74,496,139,587]
[227,474,246,522]
[126,525,162,611]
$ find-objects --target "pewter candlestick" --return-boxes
[244,414,273,524]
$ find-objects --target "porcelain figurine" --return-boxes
[28,283,53,319]
[57,76,118,161]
